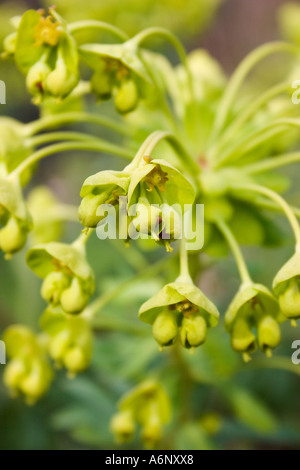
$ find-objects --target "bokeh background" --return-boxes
[0,0,300,450]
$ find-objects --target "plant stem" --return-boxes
[84,255,172,320]
[176,238,193,284]
[130,27,195,106]
[231,183,300,250]
[9,140,133,179]
[209,42,298,142]
[215,118,300,168]
[216,219,252,285]
[243,151,300,174]
[68,20,129,41]
[210,81,290,159]
[25,131,106,148]
[25,112,132,138]
[127,130,199,177]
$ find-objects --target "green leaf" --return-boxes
[224,385,278,434]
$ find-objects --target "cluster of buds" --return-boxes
[40,307,93,376]
[26,241,95,314]
[2,325,53,404]
[110,381,171,448]
[225,284,284,362]
[4,8,79,103]
[139,279,219,350]
[79,156,195,251]
[79,42,151,114]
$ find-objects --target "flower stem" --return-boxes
[25,131,107,148]
[231,183,300,250]
[68,20,129,41]
[216,219,252,285]
[209,42,299,142]
[210,81,290,159]
[129,27,195,105]
[25,112,132,138]
[9,140,133,179]
[215,118,300,168]
[176,238,193,284]
[243,151,300,174]
[126,130,199,177]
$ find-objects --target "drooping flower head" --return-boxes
[2,325,53,404]
[26,241,95,314]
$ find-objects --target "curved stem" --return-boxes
[247,196,300,220]
[209,42,299,142]
[83,254,172,320]
[216,219,252,285]
[231,183,300,250]
[25,131,105,148]
[73,228,94,248]
[9,140,133,179]
[68,20,129,41]
[130,27,195,106]
[243,151,300,174]
[127,130,200,177]
[210,81,290,159]
[24,112,132,138]
[215,118,300,168]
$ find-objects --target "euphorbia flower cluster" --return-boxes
[1,6,300,448]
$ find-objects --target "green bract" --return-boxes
[225,283,283,360]
[27,186,63,245]
[110,381,171,448]
[79,169,131,228]
[79,42,151,113]
[14,9,79,102]
[139,280,219,349]
[40,307,93,375]
[0,118,34,185]
[273,252,300,320]
[26,241,95,314]
[2,325,53,404]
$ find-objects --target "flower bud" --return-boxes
[278,278,300,320]
[26,58,51,97]
[231,317,256,357]
[78,192,109,228]
[179,313,207,349]
[60,276,90,314]
[152,310,178,347]
[0,216,27,256]
[142,413,162,449]
[114,78,139,114]
[46,53,78,98]
[48,329,71,361]
[131,198,161,237]
[41,271,70,305]
[110,409,136,442]
[19,359,51,405]
[257,316,281,356]
[63,347,89,374]
[91,70,113,100]
[3,32,17,56]
[3,357,27,391]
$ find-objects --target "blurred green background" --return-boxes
[0,0,300,450]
